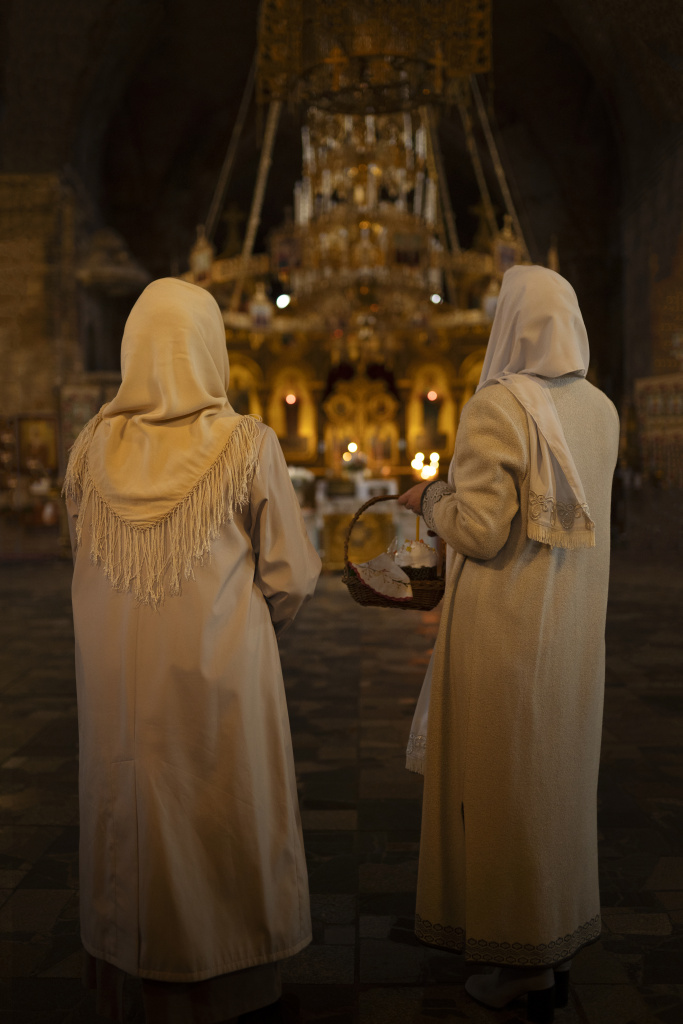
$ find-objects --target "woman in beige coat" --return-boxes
[399,266,619,1023]
[64,278,321,1024]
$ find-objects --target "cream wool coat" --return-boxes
[416,377,619,966]
[68,422,321,982]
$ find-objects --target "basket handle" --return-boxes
[343,494,399,568]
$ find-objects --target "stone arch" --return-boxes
[266,365,317,463]
[405,361,457,463]
[228,354,263,419]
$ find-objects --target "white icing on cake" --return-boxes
[395,539,438,568]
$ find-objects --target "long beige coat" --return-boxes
[417,377,619,966]
[68,423,321,982]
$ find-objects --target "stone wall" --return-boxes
[0,174,81,417]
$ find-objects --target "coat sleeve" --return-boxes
[249,426,322,636]
[423,386,529,561]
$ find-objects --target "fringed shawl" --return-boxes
[63,278,261,606]
[63,411,260,607]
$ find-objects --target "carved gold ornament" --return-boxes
[258,0,491,113]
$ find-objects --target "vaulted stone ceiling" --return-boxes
[2,0,682,393]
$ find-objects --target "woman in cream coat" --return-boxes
[399,266,619,1023]
[64,278,321,1024]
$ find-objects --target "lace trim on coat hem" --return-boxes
[415,913,601,966]
[421,481,452,531]
[406,733,426,758]
[405,732,426,775]
[415,914,465,951]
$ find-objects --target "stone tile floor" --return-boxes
[0,552,681,1023]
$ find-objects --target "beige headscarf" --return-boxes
[63,277,261,605]
[477,264,595,549]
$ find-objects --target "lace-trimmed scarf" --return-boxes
[63,278,260,607]
[477,265,595,549]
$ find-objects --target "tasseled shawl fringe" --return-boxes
[63,414,262,607]
[527,521,595,550]
[527,490,596,550]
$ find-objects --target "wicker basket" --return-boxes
[402,565,437,580]
[341,494,445,611]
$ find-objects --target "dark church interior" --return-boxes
[1,2,682,1022]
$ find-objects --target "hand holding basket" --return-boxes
[341,495,446,611]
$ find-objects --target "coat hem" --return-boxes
[414,913,602,967]
[81,931,312,983]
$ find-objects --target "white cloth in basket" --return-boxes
[350,552,413,601]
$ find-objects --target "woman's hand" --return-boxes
[398,482,429,515]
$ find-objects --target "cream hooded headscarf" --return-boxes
[477,264,595,549]
[63,277,261,605]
